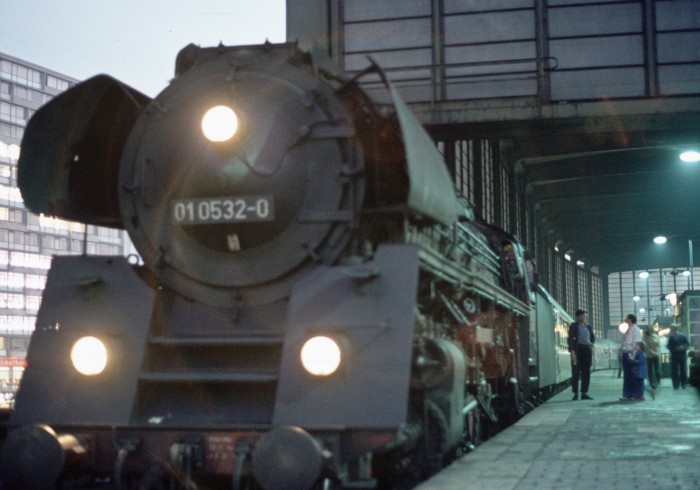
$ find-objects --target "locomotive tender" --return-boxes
[0,43,609,489]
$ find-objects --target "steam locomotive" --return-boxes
[0,43,613,489]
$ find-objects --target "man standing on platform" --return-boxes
[667,325,690,390]
[568,309,595,400]
[620,313,643,400]
[643,327,661,392]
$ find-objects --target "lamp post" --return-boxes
[640,271,651,327]
[689,239,694,290]
[654,236,694,291]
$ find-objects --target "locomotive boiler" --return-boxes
[1,43,586,489]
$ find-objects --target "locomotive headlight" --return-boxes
[300,336,342,376]
[201,105,239,142]
[70,336,108,376]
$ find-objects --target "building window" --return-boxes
[0,102,26,125]
[0,140,20,161]
[14,87,27,101]
[0,166,10,185]
[42,235,54,249]
[13,86,43,104]
[0,61,12,82]
[26,295,41,313]
[25,274,46,290]
[9,336,30,350]
[481,140,494,223]
[9,209,23,223]
[46,75,70,91]
[499,157,511,231]
[454,139,475,205]
[10,231,24,245]
[9,252,51,269]
[6,294,24,310]
[71,239,83,254]
[0,122,23,140]
[0,61,41,89]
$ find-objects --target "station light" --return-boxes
[638,271,650,279]
[653,236,667,244]
[679,150,700,163]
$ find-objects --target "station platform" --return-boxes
[415,370,700,489]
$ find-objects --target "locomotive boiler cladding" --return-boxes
[0,43,582,490]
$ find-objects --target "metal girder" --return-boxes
[429,98,700,274]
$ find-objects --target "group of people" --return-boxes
[568,310,690,402]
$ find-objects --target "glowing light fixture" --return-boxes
[666,292,678,306]
[300,336,342,376]
[653,236,667,244]
[682,270,691,277]
[680,150,700,163]
[639,271,650,279]
[633,295,641,301]
[201,105,239,142]
[618,322,629,334]
[71,336,108,376]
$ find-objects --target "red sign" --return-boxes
[0,357,27,368]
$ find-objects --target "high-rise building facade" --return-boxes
[0,52,131,405]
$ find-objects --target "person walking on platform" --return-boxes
[620,313,642,401]
[568,309,595,400]
[644,327,661,391]
[667,325,690,390]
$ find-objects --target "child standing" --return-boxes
[628,341,649,401]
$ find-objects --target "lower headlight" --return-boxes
[300,336,341,376]
[70,336,108,376]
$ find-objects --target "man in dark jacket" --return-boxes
[667,325,690,389]
[568,309,595,400]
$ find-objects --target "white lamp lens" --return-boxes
[71,336,108,376]
[201,105,239,142]
[301,336,342,376]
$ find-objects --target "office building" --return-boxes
[0,52,131,404]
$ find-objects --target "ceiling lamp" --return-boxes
[680,150,700,163]
[653,236,667,244]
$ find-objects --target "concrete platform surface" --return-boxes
[415,370,700,489]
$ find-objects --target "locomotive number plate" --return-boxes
[171,196,274,224]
